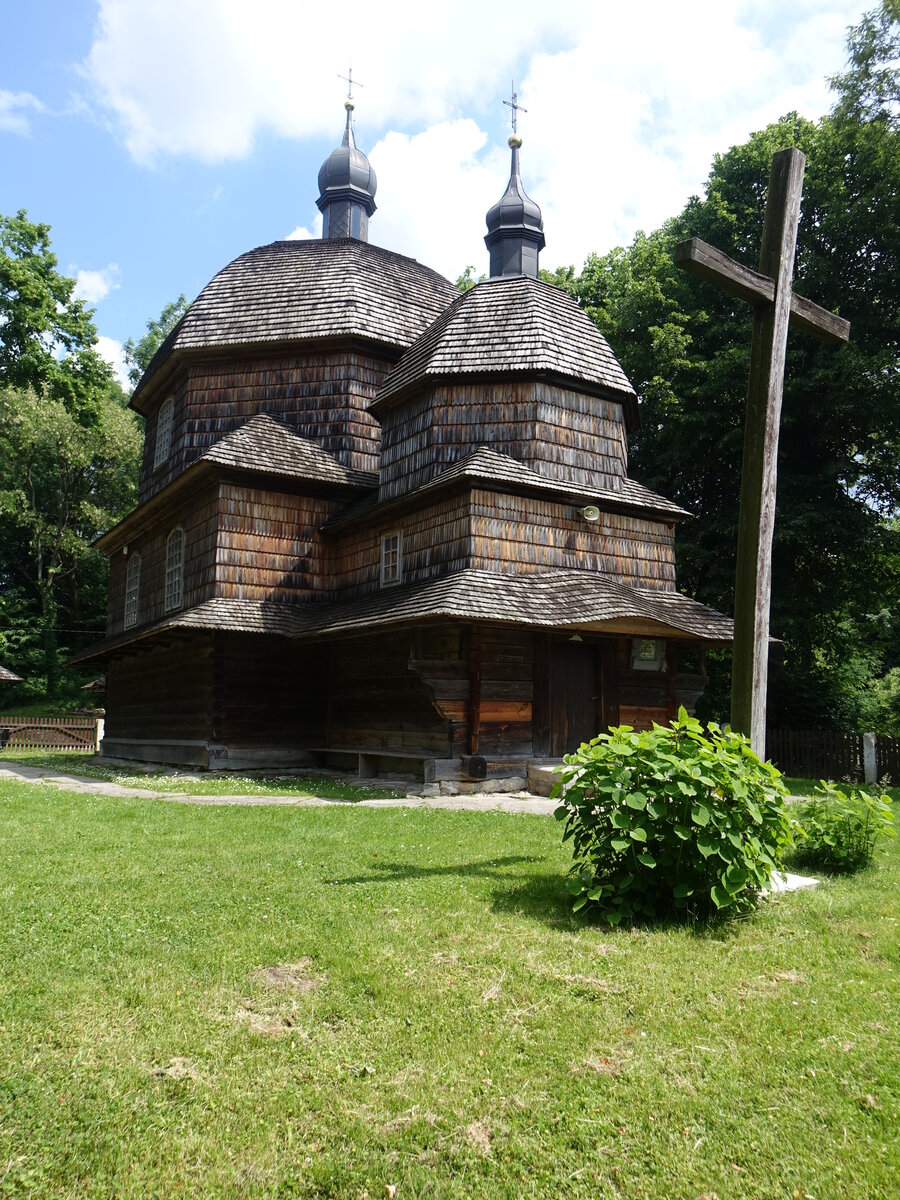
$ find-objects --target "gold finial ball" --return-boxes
[508,134,523,148]
[345,99,355,111]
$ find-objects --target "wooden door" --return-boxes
[549,640,599,756]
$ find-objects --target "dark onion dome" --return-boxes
[316,100,377,241]
[484,135,545,278]
[129,239,457,413]
[373,274,638,429]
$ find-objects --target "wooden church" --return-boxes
[75,98,733,781]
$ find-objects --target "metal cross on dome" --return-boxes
[338,66,363,102]
[503,81,526,134]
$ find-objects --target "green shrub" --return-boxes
[553,708,792,924]
[791,782,895,873]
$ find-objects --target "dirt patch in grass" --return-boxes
[254,958,321,991]
[151,1057,199,1080]
[465,1119,492,1157]
[234,1007,300,1037]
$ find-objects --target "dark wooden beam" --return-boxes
[675,237,850,345]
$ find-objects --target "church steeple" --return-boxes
[484,86,544,278]
[316,88,377,241]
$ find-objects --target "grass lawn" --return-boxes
[1,779,897,1198]
[0,751,404,801]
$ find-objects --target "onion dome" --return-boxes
[484,135,545,278]
[316,100,377,241]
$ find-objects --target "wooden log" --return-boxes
[731,149,805,753]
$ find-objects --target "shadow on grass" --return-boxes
[491,870,751,939]
[489,871,581,928]
[327,854,545,886]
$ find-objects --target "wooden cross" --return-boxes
[674,148,849,757]
[503,81,526,134]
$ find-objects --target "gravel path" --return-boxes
[0,762,556,815]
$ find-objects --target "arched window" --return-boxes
[153,396,174,469]
[165,527,184,612]
[123,552,141,629]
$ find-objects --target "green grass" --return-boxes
[784,776,900,804]
[0,750,404,801]
[0,778,897,1198]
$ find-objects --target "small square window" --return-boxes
[631,637,665,672]
[380,531,402,587]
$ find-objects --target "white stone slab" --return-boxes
[766,871,819,894]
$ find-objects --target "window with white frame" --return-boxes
[380,530,402,587]
[165,527,184,612]
[153,396,174,469]
[123,552,141,629]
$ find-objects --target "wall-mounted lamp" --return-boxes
[579,505,600,522]
[122,544,129,556]
[569,633,583,643]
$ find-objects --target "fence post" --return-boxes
[863,733,877,785]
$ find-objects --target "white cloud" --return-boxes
[95,335,130,389]
[0,90,45,136]
[73,263,122,304]
[84,0,583,165]
[286,213,322,240]
[82,0,869,271]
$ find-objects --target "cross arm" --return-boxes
[674,237,849,345]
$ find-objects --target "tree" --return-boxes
[0,211,112,417]
[123,294,189,386]
[551,5,900,729]
[0,212,142,700]
[455,267,485,293]
[0,385,140,697]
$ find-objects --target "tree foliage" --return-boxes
[122,294,190,387]
[0,213,142,701]
[547,5,900,729]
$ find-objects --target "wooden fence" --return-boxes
[0,715,100,753]
[767,728,899,785]
[876,736,900,785]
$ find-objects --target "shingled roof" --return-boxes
[373,276,637,421]
[324,446,688,530]
[313,569,733,641]
[71,568,732,665]
[201,414,378,489]
[0,664,23,683]
[131,239,458,409]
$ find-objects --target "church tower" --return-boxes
[484,131,545,277]
[316,98,377,241]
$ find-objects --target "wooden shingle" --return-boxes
[132,239,458,408]
[374,277,638,422]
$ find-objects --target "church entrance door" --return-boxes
[549,640,599,757]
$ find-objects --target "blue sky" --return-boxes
[2,0,869,386]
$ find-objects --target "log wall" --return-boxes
[214,633,328,748]
[106,482,219,635]
[104,636,214,741]
[139,347,394,502]
[615,636,677,731]
[378,380,628,500]
[327,628,454,756]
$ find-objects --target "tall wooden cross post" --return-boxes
[674,148,850,757]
